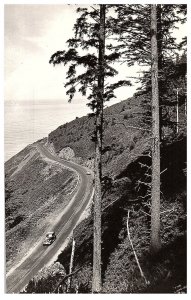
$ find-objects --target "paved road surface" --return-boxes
[6,144,93,293]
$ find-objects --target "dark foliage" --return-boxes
[49,6,131,108]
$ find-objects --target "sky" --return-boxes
[4,4,187,106]
[5,4,138,104]
[2,4,164,104]
[4,5,81,102]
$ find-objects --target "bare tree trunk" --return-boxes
[184,93,187,116]
[127,210,148,285]
[150,4,161,254]
[92,4,105,293]
[157,4,163,141]
[67,235,76,292]
[176,88,179,134]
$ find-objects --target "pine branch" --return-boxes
[138,162,152,169]
[143,201,151,208]
[160,207,175,215]
[53,267,82,293]
[138,193,151,199]
[137,180,151,187]
[160,168,167,175]
[102,198,120,212]
[140,209,151,217]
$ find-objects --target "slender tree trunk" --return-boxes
[184,96,186,116]
[157,4,163,141]
[67,235,76,292]
[92,4,105,293]
[176,88,179,134]
[150,4,161,254]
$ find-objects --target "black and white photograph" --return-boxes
[3,1,188,294]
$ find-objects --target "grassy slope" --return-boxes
[5,143,77,272]
[23,94,186,293]
[48,94,186,178]
[48,95,152,178]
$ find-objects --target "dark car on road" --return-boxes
[43,231,56,246]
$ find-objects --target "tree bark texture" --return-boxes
[150,4,161,254]
[157,4,163,141]
[92,4,105,293]
[67,236,76,292]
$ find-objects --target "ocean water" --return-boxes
[4,100,90,162]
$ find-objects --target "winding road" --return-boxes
[6,143,94,293]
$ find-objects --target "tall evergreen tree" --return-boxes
[49,4,131,292]
[92,4,105,292]
[110,4,186,136]
[150,4,161,253]
[109,4,186,253]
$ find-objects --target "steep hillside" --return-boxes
[22,94,186,293]
[48,94,186,178]
[48,95,152,178]
[24,136,186,294]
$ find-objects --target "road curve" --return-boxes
[6,143,94,293]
